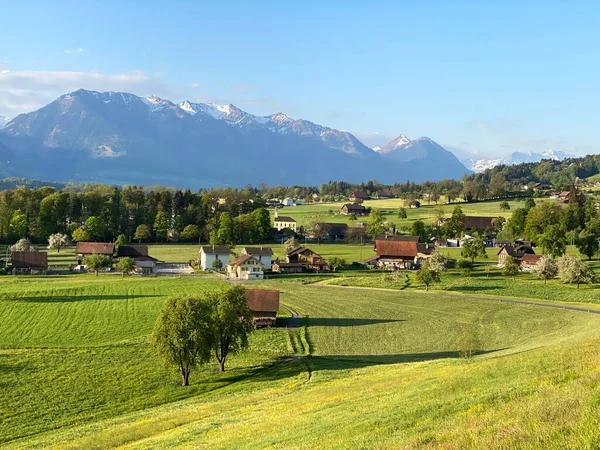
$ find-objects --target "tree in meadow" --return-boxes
[48,233,71,253]
[557,255,596,288]
[134,224,151,243]
[83,253,110,276]
[502,256,520,280]
[116,257,136,276]
[532,255,558,285]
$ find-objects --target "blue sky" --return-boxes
[1,1,599,158]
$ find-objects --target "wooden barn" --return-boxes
[11,251,48,274]
[244,289,280,327]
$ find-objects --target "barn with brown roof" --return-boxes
[75,242,115,264]
[463,216,496,232]
[369,239,419,269]
[244,289,280,327]
[11,251,48,274]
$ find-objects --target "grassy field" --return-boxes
[3,275,600,448]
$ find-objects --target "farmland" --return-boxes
[3,274,600,448]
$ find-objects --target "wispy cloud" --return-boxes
[64,47,84,54]
[189,81,200,88]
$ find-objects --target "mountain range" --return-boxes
[463,150,574,173]
[0,89,470,187]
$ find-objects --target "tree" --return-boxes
[346,224,366,244]
[328,257,346,271]
[134,224,151,243]
[48,233,71,253]
[576,233,598,260]
[557,255,596,288]
[503,256,520,280]
[151,296,212,386]
[72,227,91,242]
[208,286,254,372]
[460,238,487,263]
[180,224,201,242]
[116,257,136,276]
[493,216,506,234]
[83,253,110,276]
[284,237,298,252]
[432,206,445,226]
[114,234,128,254]
[537,224,567,258]
[251,208,272,242]
[442,205,465,238]
[416,266,440,291]
[212,258,223,270]
[153,211,170,242]
[85,216,105,241]
[398,208,408,219]
[499,200,510,212]
[458,327,481,359]
[216,212,235,245]
[410,220,427,242]
[10,210,28,238]
[426,250,448,272]
[366,209,387,237]
[524,197,536,209]
[11,238,36,252]
[532,255,558,285]
[309,222,331,243]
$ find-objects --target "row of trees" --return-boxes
[151,286,253,386]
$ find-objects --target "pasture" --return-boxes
[3,275,600,448]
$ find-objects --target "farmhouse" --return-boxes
[369,239,418,269]
[117,245,159,274]
[374,190,394,199]
[349,191,370,201]
[463,216,496,233]
[340,203,369,216]
[408,200,421,208]
[244,289,280,327]
[498,244,536,266]
[521,254,542,271]
[282,197,294,206]
[11,251,48,274]
[417,243,436,258]
[199,245,231,270]
[75,242,115,265]
[533,183,553,191]
[374,234,420,243]
[226,255,264,280]
[326,223,349,241]
[273,209,297,232]
[272,260,303,273]
[286,246,325,271]
[241,247,274,270]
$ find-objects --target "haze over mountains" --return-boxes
[463,149,574,173]
[0,89,470,187]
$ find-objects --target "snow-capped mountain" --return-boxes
[373,134,411,154]
[463,150,574,173]
[0,89,471,187]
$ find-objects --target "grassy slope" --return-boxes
[4,281,600,448]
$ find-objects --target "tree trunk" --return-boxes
[57,247,60,253]
[544,278,547,285]
[96,270,99,276]
[218,358,226,372]
[425,284,429,291]
[181,368,190,386]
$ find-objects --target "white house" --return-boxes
[273,209,297,232]
[199,246,231,270]
[282,197,294,206]
[226,254,264,280]
[241,247,274,270]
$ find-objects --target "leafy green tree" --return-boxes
[114,234,128,254]
[524,203,561,241]
[398,207,408,219]
[499,200,510,211]
[349,214,357,221]
[153,212,170,242]
[212,258,223,270]
[83,253,110,276]
[10,211,28,238]
[493,216,506,233]
[309,222,331,243]
[134,224,151,243]
[460,238,487,263]
[251,208,272,242]
[151,296,213,386]
[328,257,346,271]
[416,266,440,291]
[10,238,36,252]
[442,205,465,238]
[208,286,254,372]
[366,209,387,237]
[557,255,596,288]
[458,327,481,359]
[426,250,448,272]
[72,227,91,242]
[217,212,235,245]
[48,233,71,253]
[410,220,427,242]
[85,216,105,241]
[507,207,528,237]
[503,256,520,280]
[116,257,136,276]
[532,255,558,285]
[537,224,567,258]
[576,233,598,260]
[524,197,536,209]
[180,224,201,242]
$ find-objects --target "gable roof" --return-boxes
[417,243,435,255]
[228,254,264,266]
[75,242,115,255]
[242,247,274,256]
[498,244,536,257]
[244,289,280,313]
[521,254,542,265]
[200,246,231,255]
[287,246,321,258]
[374,240,418,258]
[350,191,370,199]
[342,203,367,211]
[374,235,420,243]
[274,216,296,223]
[11,251,48,269]
[375,190,393,197]
[463,216,496,230]
[117,245,149,258]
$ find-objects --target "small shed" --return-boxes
[11,251,48,274]
[244,289,280,327]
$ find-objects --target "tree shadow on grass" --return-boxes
[9,294,163,303]
[0,354,23,388]
[305,318,404,327]
[446,285,504,293]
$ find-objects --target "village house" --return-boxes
[340,203,369,216]
[75,242,115,265]
[325,223,349,241]
[417,243,436,258]
[497,244,536,266]
[282,197,294,206]
[533,183,553,191]
[272,259,304,273]
[226,254,264,280]
[463,216,496,233]
[368,239,419,269]
[349,192,370,201]
[273,209,297,232]
[374,234,420,243]
[520,254,542,271]
[408,200,421,208]
[117,245,159,274]
[11,251,48,274]
[199,245,231,270]
[241,247,274,270]
[274,246,325,272]
[374,190,394,200]
[244,289,280,327]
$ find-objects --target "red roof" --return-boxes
[244,289,280,313]
[75,242,115,255]
[521,254,542,265]
[374,240,418,257]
